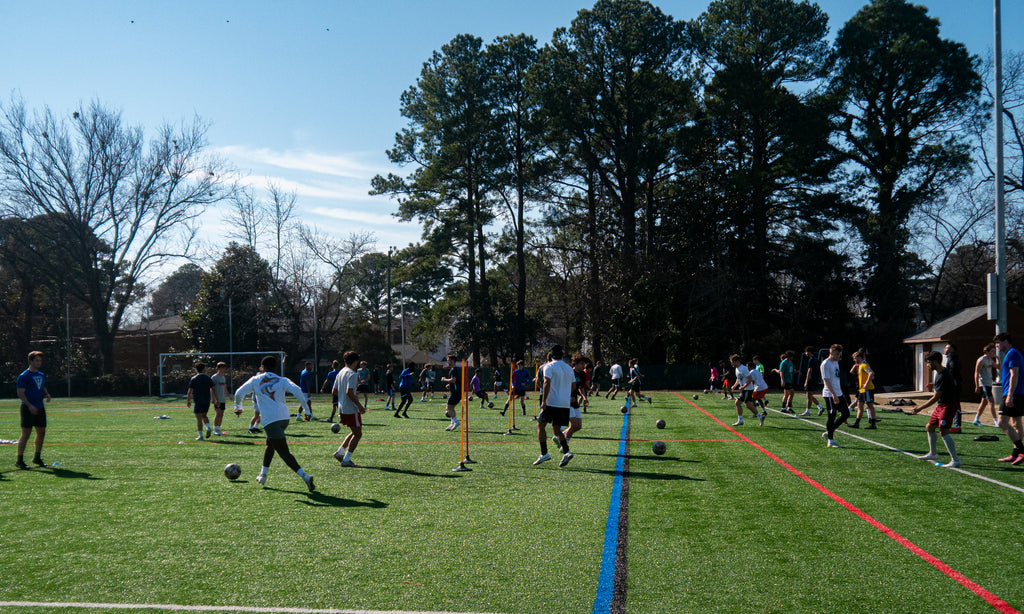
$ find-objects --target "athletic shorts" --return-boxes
[824,396,849,415]
[193,401,210,415]
[387,389,394,398]
[494,380,504,388]
[630,382,641,393]
[474,391,488,399]
[979,386,992,400]
[356,384,370,394]
[20,403,46,429]
[783,382,794,391]
[512,389,527,399]
[263,419,289,440]
[568,406,582,420]
[214,402,226,411]
[331,391,339,408]
[400,389,412,401]
[752,390,767,400]
[857,390,875,404]
[611,378,621,387]
[999,395,1024,418]
[538,406,570,427]
[339,412,363,428]
[928,403,959,429]
[737,390,752,403]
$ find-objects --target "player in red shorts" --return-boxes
[332,351,368,467]
[911,351,962,468]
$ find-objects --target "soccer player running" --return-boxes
[994,333,1024,464]
[534,345,576,467]
[561,353,589,444]
[821,344,849,448]
[800,346,824,417]
[972,344,999,427]
[590,361,604,396]
[397,363,415,418]
[332,351,368,467]
[233,355,315,491]
[186,362,217,441]
[627,359,653,406]
[849,349,877,429]
[440,354,463,431]
[15,351,51,469]
[772,351,796,413]
[910,351,963,467]
[321,360,341,423]
[606,361,623,400]
[748,361,770,415]
[297,361,314,421]
[730,355,762,426]
[210,362,230,435]
[471,369,490,408]
[418,364,431,402]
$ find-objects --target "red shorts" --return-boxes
[927,403,958,429]
[752,390,767,400]
[339,412,362,428]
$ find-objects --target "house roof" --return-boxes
[903,306,987,343]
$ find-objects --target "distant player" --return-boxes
[332,351,368,467]
[590,361,604,396]
[384,364,397,412]
[471,369,490,408]
[627,359,652,406]
[297,361,314,421]
[606,361,623,400]
[15,351,51,469]
[972,344,999,427]
[493,366,505,399]
[534,345,576,467]
[849,349,877,429]
[356,361,372,408]
[994,333,1024,464]
[562,353,589,444]
[186,362,217,441]
[321,360,341,423]
[397,363,415,418]
[821,344,849,448]
[502,360,529,416]
[911,351,962,467]
[708,362,720,395]
[418,364,431,402]
[801,346,823,417]
[772,351,796,413]
[233,355,315,490]
[730,354,761,426]
[748,361,769,415]
[210,362,230,434]
[441,354,462,431]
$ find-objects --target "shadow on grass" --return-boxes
[47,466,100,480]
[300,492,388,509]
[365,465,462,479]
[572,466,704,481]
[211,439,257,446]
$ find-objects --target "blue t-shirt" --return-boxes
[17,369,46,408]
[780,359,794,384]
[1002,347,1024,396]
[323,369,339,392]
[299,369,312,393]
[399,368,415,391]
[512,368,529,392]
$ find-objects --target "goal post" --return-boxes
[158,351,286,397]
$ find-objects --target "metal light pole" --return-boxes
[313,298,319,386]
[400,290,407,369]
[146,310,152,397]
[993,0,1007,335]
[65,303,71,398]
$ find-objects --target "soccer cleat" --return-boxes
[949,427,961,434]
[195,435,205,441]
[402,410,409,418]
[865,423,877,430]
[559,451,574,467]
[31,458,47,467]
[533,453,551,465]
[256,473,267,485]
[826,439,840,448]
[394,411,401,418]
[817,408,825,416]
[997,453,1020,463]
[797,409,811,417]
[732,419,743,426]
[248,427,258,434]
[340,459,357,467]
[848,422,860,429]
[758,413,766,426]
[938,460,963,468]
[15,459,28,470]
[972,419,983,427]
[918,453,940,462]
[205,427,212,438]
[304,475,316,492]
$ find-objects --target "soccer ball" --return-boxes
[224,463,242,480]
[656,419,666,429]
[487,402,494,408]
[652,441,666,455]
[330,422,341,434]
[704,389,709,394]
[620,405,628,414]
[693,394,698,400]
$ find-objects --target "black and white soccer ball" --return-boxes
[487,402,494,408]
[656,419,666,429]
[330,422,342,434]
[652,441,666,455]
[620,405,628,414]
[224,463,242,480]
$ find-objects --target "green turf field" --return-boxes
[2,391,1023,614]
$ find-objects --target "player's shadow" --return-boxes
[211,439,256,446]
[366,465,461,479]
[574,466,704,481]
[47,466,100,480]
[299,493,388,509]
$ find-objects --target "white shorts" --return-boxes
[569,406,582,420]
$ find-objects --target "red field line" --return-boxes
[675,392,1019,614]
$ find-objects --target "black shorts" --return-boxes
[999,395,1024,418]
[611,378,621,387]
[512,389,527,399]
[20,403,46,429]
[783,382,794,391]
[400,389,412,401]
[979,386,992,400]
[857,390,875,404]
[630,382,641,393]
[538,406,570,427]
[825,396,849,415]
[447,390,461,407]
[193,401,211,415]
[214,402,226,411]
[356,384,370,394]
[737,390,753,403]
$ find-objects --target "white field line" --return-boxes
[772,408,1024,495]
[0,602,504,614]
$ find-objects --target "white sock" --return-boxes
[297,468,309,478]
[927,431,939,455]
[260,466,269,476]
[942,434,960,463]
[343,451,352,462]
[336,445,346,456]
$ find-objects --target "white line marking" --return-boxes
[0,602,503,614]
[771,408,1024,495]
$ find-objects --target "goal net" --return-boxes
[158,351,286,397]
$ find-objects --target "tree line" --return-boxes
[0,0,1021,387]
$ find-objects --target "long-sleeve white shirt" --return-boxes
[233,371,309,425]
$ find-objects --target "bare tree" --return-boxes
[266,182,296,280]
[224,187,263,252]
[0,98,229,373]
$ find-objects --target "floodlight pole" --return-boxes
[313,298,319,387]
[146,310,152,397]
[994,0,1008,336]
[65,303,71,398]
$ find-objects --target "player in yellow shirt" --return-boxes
[849,349,877,429]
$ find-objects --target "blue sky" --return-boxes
[3,0,1020,256]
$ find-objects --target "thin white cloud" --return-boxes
[309,205,398,226]
[231,173,371,201]
[216,145,390,179]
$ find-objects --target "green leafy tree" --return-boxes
[148,263,204,317]
[831,0,982,361]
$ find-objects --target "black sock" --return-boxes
[540,441,548,456]
[17,455,23,463]
[1014,439,1024,454]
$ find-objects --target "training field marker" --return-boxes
[677,392,1020,614]
[0,602,502,614]
[774,408,1024,495]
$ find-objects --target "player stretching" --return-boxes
[233,355,315,491]
[821,344,849,448]
[332,351,368,467]
[534,345,576,467]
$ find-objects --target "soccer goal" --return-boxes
[158,351,286,397]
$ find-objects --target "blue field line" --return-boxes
[593,407,629,613]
